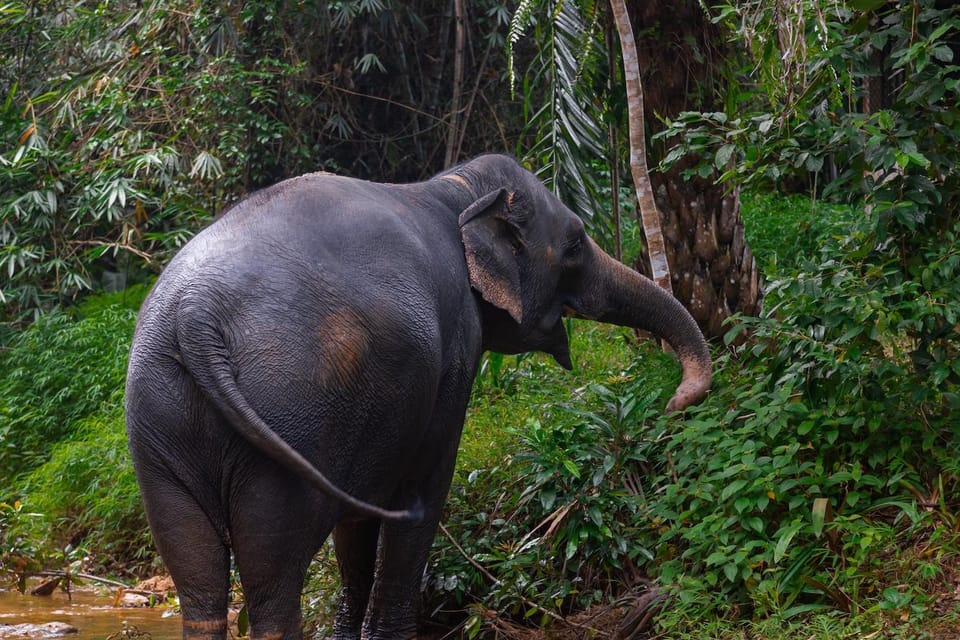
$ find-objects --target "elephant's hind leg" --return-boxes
[230,475,335,640]
[331,519,381,640]
[138,479,231,640]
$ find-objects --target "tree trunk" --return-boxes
[630,1,761,339]
[444,0,467,167]
[605,15,622,262]
[609,0,672,293]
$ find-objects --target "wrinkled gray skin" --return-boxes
[125,154,711,640]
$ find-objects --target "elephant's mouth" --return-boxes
[546,338,573,369]
[478,302,572,369]
[538,315,572,370]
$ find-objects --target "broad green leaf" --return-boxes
[588,505,603,526]
[562,459,580,479]
[812,498,831,538]
[715,144,735,169]
[721,479,748,501]
[774,521,801,563]
[723,562,738,583]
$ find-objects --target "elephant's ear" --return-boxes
[459,188,526,324]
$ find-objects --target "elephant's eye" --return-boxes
[564,236,583,259]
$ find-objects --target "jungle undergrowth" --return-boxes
[0,285,155,581]
[417,194,960,638]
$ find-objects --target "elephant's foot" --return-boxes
[328,600,416,640]
[329,600,364,640]
[182,618,228,640]
[360,626,417,640]
[360,598,418,640]
[327,620,416,640]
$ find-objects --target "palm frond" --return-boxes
[506,0,540,93]
[514,0,614,250]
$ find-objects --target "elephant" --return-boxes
[124,153,711,640]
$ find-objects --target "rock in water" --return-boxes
[0,622,79,638]
[28,577,61,597]
[133,575,175,594]
[120,592,151,608]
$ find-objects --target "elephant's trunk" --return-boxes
[572,239,712,412]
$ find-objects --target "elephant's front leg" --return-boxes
[361,515,446,640]
[362,381,473,639]
[332,520,381,640]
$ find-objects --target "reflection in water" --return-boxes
[0,589,181,640]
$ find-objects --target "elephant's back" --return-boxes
[168,173,464,296]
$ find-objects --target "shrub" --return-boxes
[0,286,154,579]
[651,216,959,622]
[0,287,146,496]
[11,405,153,578]
[424,342,680,628]
[0,285,149,491]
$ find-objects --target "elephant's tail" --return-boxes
[175,302,423,523]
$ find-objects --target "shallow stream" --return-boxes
[0,589,181,640]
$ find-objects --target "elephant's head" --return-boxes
[448,154,712,412]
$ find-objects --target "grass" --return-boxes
[16,405,154,576]
[0,284,151,496]
[0,285,156,579]
[739,191,857,269]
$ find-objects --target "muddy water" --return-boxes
[0,589,181,640]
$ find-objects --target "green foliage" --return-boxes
[1,0,520,324]
[0,287,154,579]
[739,192,856,271]
[301,542,341,639]
[508,382,667,588]
[0,500,44,582]
[0,285,149,489]
[424,336,680,624]
[509,0,617,250]
[13,407,153,576]
[1,2,234,323]
[649,607,951,640]
[642,14,960,626]
[473,352,532,396]
[653,215,959,623]
[658,1,960,244]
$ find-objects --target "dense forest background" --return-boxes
[2,1,959,638]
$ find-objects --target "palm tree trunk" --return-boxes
[629,0,762,339]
